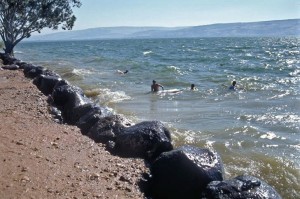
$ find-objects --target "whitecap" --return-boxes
[260,132,279,140]
[246,113,300,126]
[289,69,300,77]
[96,88,131,104]
[290,144,300,150]
[143,51,153,55]
[187,48,199,52]
[72,68,93,76]
[185,149,220,168]
[267,90,290,100]
[264,144,279,148]
[205,140,215,148]
[167,65,185,75]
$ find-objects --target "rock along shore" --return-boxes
[0,53,282,199]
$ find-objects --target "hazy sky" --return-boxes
[70,0,299,30]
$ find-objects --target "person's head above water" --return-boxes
[153,80,156,84]
[191,84,195,90]
[229,81,237,90]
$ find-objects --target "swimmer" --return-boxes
[191,84,196,90]
[151,80,164,92]
[229,81,236,90]
[117,70,128,74]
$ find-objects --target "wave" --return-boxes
[289,69,300,77]
[85,88,131,105]
[143,50,153,55]
[260,132,285,140]
[239,113,300,126]
[72,68,93,76]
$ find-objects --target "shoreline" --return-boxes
[0,68,148,198]
[0,52,286,198]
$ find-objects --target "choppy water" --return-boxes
[16,37,299,198]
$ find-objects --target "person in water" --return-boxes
[151,80,164,92]
[117,69,128,74]
[191,84,196,90]
[229,81,237,90]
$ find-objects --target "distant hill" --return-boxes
[26,19,300,41]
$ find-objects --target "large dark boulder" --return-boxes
[0,53,18,65]
[2,64,19,70]
[49,106,63,123]
[52,84,91,124]
[75,104,106,134]
[87,114,131,142]
[14,61,28,69]
[203,175,282,199]
[64,103,97,125]
[23,63,37,74]
[33,75,62,95]
[52,84,86,107]
[149,145,224,199]
[24,65,45,78]
[112,121,173,159]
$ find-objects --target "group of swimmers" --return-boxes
[151,80,237,92]
[117,69,237,92]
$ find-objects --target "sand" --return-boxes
[0,69,148,199]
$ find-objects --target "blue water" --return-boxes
[15,37,300,198]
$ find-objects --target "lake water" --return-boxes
[16,37,300,198]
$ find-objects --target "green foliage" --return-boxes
[0,0,82,55]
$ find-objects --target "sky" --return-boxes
[39,0,300,34]
[70,0,299,29]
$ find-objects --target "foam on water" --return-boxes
[72,68,93,76]
[93,88,131,105]
[143,50,153,55]
[260,132,281,140]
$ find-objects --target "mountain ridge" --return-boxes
[26,19,300,41]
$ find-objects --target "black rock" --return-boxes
[113,121,173,159]
[203,175,282,199]
[33,75,62,95]
[2,64,19,70]
[149,145,224,199]
[52,84,91,124]
[87,114,131,142]
[75,104,104,134]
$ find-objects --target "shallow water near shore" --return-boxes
[16,37,299,198]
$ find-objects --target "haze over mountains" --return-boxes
[27,19,299,41]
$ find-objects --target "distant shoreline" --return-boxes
[26,18,300,42]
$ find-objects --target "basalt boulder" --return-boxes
[0,53,18,65]
[149,145,224,199]
[33,75,63,95]
[87,114,131,143]
[52,84,91,124]
[14,61,28,69]
[52,84,86,107]
[2,64,19,70]
[111,121,173,160]
[49,106,63,123]
[24,65,45,78]
[75,104,109,134]
[203,175,282,199]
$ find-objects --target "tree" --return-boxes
[0,0,82,56]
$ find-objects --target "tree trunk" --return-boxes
[4,42,15,56]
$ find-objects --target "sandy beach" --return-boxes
[0,68,148,198]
